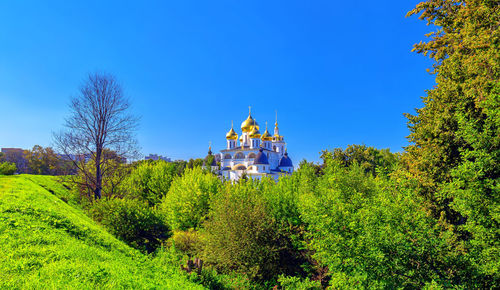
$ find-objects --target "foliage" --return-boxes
[404,0,499,283]
[87,197,169,253]
[0,175,202,289]
[25,145,71,175]
[124,160,179,206]
[160,167,221,231]
[189,267,254,290]
[169,229,203,258]
[187,158,204,169]
[321,144,399,177]
[72,151,131,200]
[201,180,283,282]
[277,275,321,290]
[300,159,485,288]
[1,149,27,173]
[0,162,17,175]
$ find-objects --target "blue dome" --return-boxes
[253,148,269,165]
[279,152,293,167]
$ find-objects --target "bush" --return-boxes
[170,229,203,258]
[299,160,472,288]
[278,275,321,290]
[0,162,17,175]
[160,167,221,230]
[201,180,282,282]
[154,247,254,290]
[124,160,179,206]
[189,268,254,290]
[87,198,170,253]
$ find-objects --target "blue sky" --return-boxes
[0,1,434,163]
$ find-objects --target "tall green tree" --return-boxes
[124,160,179,206]
[160,167,221,230]
[404,0,499,280]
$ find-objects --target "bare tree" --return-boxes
[54,72,139,199]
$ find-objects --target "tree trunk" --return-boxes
[95,149,102,199]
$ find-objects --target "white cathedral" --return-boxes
[204,108,293,181]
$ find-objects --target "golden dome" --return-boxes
[261,122,272,141]
[226,121,238,140]
[241,107,259,132]
[248,125,261,139]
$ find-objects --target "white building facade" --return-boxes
[208,109,293,181]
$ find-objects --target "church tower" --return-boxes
[272,111,285,156]
[225,121,238,149]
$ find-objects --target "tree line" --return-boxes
[1,0,497,288]
[0,145,73,175]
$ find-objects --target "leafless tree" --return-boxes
[53,72,139,199]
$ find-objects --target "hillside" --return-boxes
[0,175,203,289]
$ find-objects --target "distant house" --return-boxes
[1,148,24,155]
[145,154,171,162]
[1,148,28,173]
[58,153,92,163]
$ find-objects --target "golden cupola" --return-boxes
[261,122,272,141]
[241,107,259,133]
[248,125,261,139]
[226,121,238,140]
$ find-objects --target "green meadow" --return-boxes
[0,174,202,289]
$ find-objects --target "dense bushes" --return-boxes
[124,160,180,206]
[299,160,473,288]
[67,141,496,289]
[73,150,496,288]
[87,198,169,253]
[0,162,16,175]
[160,167,221,231]
[202,181,282,282]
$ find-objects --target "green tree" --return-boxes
[201,180,283,282]
[0,162,17,175]
[404,0,499,280]
[300,159,475,288]
[124,160,179,206]
[160,167,221,230]
[187,158,204,169]
[73,150,130,200]
[87,197,169,253]
[25,145,66,175]
[321,145,399,177]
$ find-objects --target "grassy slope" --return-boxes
[0,175,203,289]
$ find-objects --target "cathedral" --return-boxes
[204,108,293,181]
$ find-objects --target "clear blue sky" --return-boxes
[0,0,434,163]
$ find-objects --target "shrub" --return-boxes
[189,268,254,290]
[160,167,221,230]
[299,159,472,288]
[277,275,321,290]
[0,162,17,175]
[170,229,203,258]
[201,181,282,282]
[124,160,179,206]
[87,198,170,253]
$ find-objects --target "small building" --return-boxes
[145,154,172,162]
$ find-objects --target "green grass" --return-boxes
[0,174,204,289]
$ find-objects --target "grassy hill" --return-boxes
[0,174,203,289]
